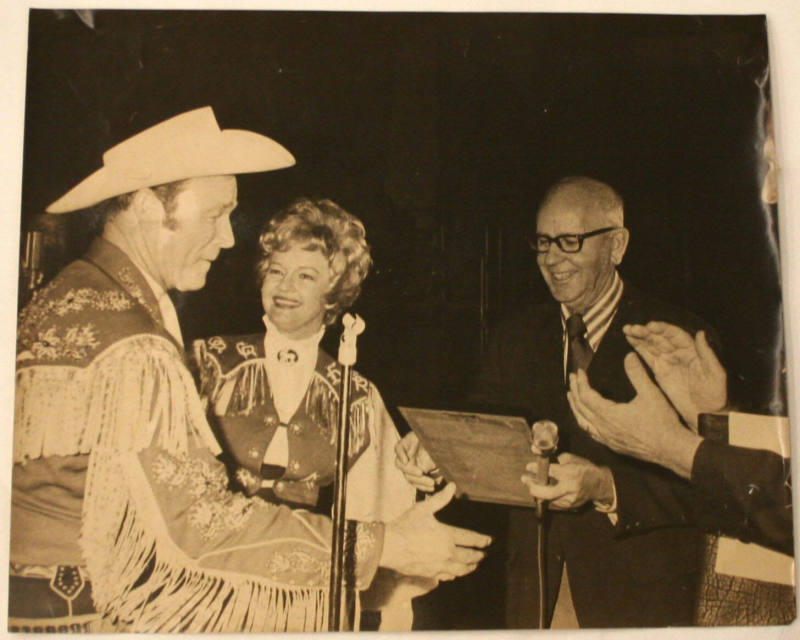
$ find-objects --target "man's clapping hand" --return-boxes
[623,322,726,429]
[567,352,702,479]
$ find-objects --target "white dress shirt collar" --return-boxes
[262,315,326,424]
[137,264,184,348]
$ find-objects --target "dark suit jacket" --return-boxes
[692,439,793,556]
[471,281,708,628]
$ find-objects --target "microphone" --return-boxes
[531,420,559,517]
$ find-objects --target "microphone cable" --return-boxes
[531,419,559,630]
[537,511,547,629]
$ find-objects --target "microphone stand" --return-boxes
[328,313,365,631]
[20,230,44,307]
[531,420,558,630]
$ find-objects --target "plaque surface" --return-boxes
[399,407,538,507]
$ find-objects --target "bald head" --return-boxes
[538,176,624,228]
[535,176,629,314]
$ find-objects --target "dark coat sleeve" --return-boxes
[690,439,794,556]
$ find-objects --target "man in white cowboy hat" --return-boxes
[9,107,490,632]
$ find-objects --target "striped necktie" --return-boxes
[566,313,594,374]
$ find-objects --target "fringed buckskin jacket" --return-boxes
[11,238,386,632]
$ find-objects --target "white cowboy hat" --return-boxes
[46,106,295,213]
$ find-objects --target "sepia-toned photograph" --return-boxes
[2,2,798,636]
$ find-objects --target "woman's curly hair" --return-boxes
[257,198,372,326]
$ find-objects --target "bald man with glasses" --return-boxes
[397,176,721,628]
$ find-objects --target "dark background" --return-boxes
[18,9,783,629]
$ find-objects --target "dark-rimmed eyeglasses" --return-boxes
[529,227,620,254]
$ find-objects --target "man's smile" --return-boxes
[549,269,576,283]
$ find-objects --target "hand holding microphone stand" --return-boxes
[532,420,559,518]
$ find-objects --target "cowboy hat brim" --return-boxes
[46,107,295,213]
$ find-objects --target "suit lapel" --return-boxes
[562,284,638,457]
[586,284,638,403]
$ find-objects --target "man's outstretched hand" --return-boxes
[380,483,491,582]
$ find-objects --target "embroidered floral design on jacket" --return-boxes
[29,324,100,361]
[53,288,132,315]
[353,522,379,564]
[152,452,259,540]
[264,549,331,587]
[18,286,132,353]
[117,267,159,319]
